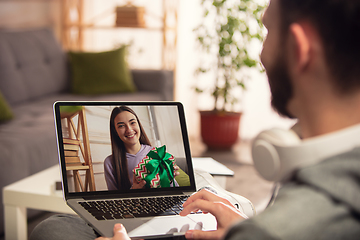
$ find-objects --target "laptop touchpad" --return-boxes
[127,219,159,237]
[142,215,205,235]
[188,213,217,230]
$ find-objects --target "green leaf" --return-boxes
[193,0,266,110]
[195,87,204,93]
[244,58,257,67]
[237,80,246,90]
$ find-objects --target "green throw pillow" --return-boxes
[0,90,13,122]
[175,167,190,187]
[68,47,136,95]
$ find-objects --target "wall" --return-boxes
[0,0,62,40]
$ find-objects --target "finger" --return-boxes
[183,189,230,208]
[180,199,223,216]
[182,189,209,207]
[174,166,180,176]
[138,180,146,188]
[185,229,223,240]
[113,223,131,240]
[132,174,139,183]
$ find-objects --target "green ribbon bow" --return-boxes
[144,145,174,188]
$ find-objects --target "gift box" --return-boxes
[133,145,176,188]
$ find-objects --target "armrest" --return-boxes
[130,69,174,101]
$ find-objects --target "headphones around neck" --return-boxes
[251,124,360,182]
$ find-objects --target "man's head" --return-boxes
[261,0,360,118]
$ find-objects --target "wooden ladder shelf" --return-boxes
[61,107,96,192]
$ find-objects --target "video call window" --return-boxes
[59,105,190,193]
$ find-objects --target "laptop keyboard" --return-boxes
[79,195,192,220]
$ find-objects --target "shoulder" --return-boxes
[244,182,356,240]
[141,144,154,154]
[104,155,113,168]
[294,148,360,215]
[295,147,360,201]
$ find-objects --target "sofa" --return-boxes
[0,28,173,235]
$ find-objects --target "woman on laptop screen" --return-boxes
[104,106,180,190]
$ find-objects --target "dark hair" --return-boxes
[278,0,360,93]
[109,106,151,190]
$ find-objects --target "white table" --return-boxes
[3,165,74,240]
[192,157,234,188]
[3,157,233,240]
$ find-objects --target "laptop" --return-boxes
[53,101,217,239]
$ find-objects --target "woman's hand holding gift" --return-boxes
[174,165,180,177]
[131,174,146,189]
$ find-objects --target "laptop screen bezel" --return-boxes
[54,101,196,200]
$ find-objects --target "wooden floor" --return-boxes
[0,138,275,240]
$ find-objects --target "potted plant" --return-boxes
[194,0,265,150]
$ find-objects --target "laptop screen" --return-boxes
[54,101,196,198]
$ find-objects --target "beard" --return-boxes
[266,50,295,119]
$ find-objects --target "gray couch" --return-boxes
[0,28,173,235]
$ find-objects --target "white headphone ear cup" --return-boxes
[252,129,301,181]
[252,139,280,181]
[256,128,301,146]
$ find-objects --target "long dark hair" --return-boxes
[109,106,151,190]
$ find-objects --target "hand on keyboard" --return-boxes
[180,189,247,240]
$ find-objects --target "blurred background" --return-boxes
[0,0,295,142]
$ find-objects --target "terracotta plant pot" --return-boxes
[200,111,242,150]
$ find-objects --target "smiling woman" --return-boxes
[104,106,153,190]
[104,106,180,191]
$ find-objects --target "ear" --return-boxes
[288,23,312,71]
